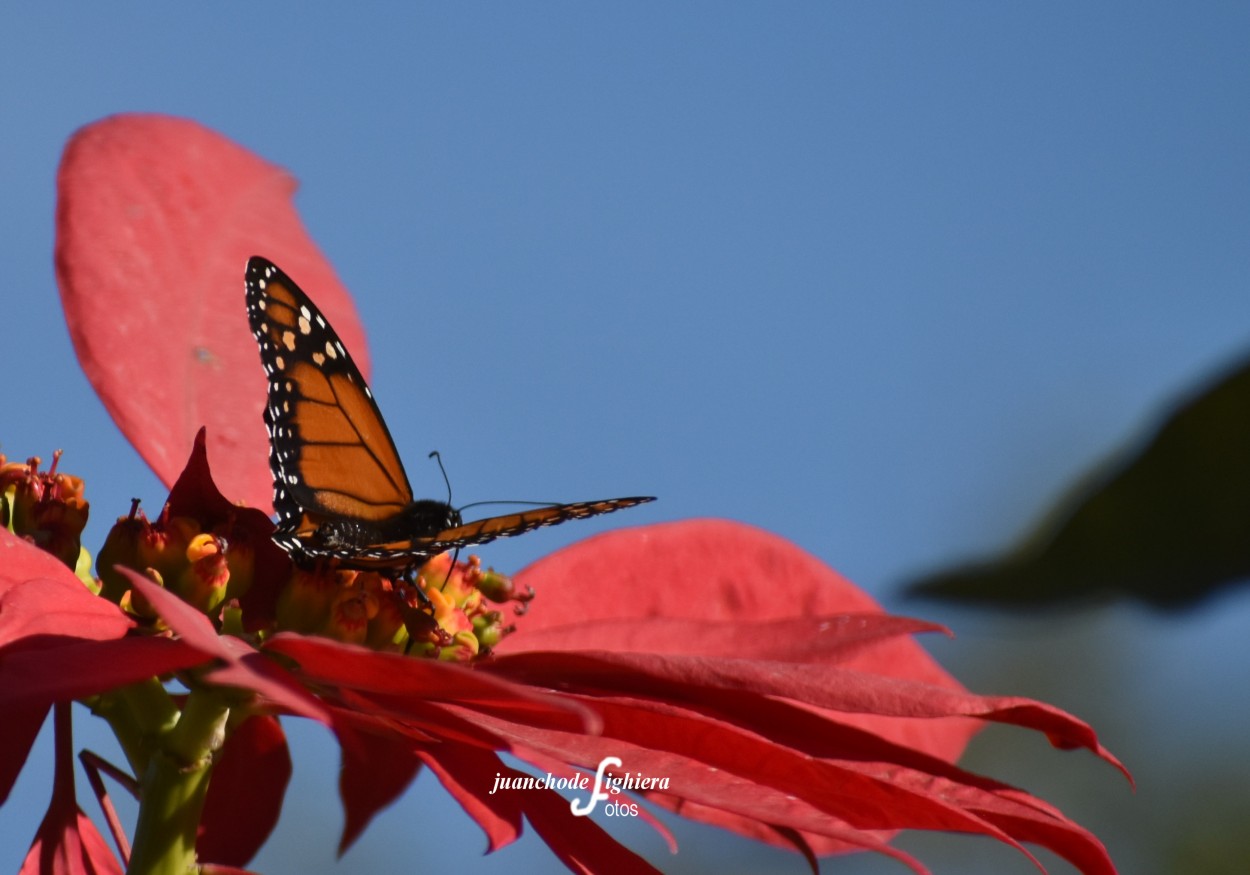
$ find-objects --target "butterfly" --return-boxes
[244,256,654,574]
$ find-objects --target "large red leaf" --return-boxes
[54,113,368,510]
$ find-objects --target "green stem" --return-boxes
[91,677,180,780]
[126,686,230,875]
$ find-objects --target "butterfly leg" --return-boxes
[403,564,433,609]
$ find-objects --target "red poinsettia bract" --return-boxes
[3,451,1127,874]
[0,111,1132,875]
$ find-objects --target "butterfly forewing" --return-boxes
[245,257,415,540]
[245,256,655,572]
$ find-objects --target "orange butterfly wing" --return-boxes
[391,498,654,554]
[245,256,654,571]
[245,258,413,551]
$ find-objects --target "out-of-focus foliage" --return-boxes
[909,353,1250,608]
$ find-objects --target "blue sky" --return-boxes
[3,5,1249,874]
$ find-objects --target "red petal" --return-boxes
[329,708,423,854]
[505,613,949,661]
[858,767,1118,875]
[480,709,1028,857]
[54,113,368,510]
[498,696,1116,872]
[197,715,292,867]
[417,747,523,853]
[511,779,666,875]
[263,633,596,733]
[19,808,123,875]
[0,705,49,806]
[490,650,1126,778]
[1,536,207,705]
[0,637,207,709]
[0,529,132,646]
[505,519,977,761]
[20,704,123,875]
[508,518,907,629]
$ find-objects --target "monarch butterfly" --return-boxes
[244,257,653,574]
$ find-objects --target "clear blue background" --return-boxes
[3,5,1249,874]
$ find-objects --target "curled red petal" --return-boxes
[54,113,368,510]
[417,748,524,853]
[856,766,1118,875]
[504,769,666,875]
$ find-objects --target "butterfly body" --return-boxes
[244,256,653,573]
[307,500,462,564]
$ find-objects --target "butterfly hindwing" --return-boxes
[417,498,657,553]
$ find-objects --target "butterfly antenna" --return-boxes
[428,450,453,505]
[427,452,459,592]
[457,499,560,512]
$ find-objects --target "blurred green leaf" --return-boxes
[909,352,1250,607]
